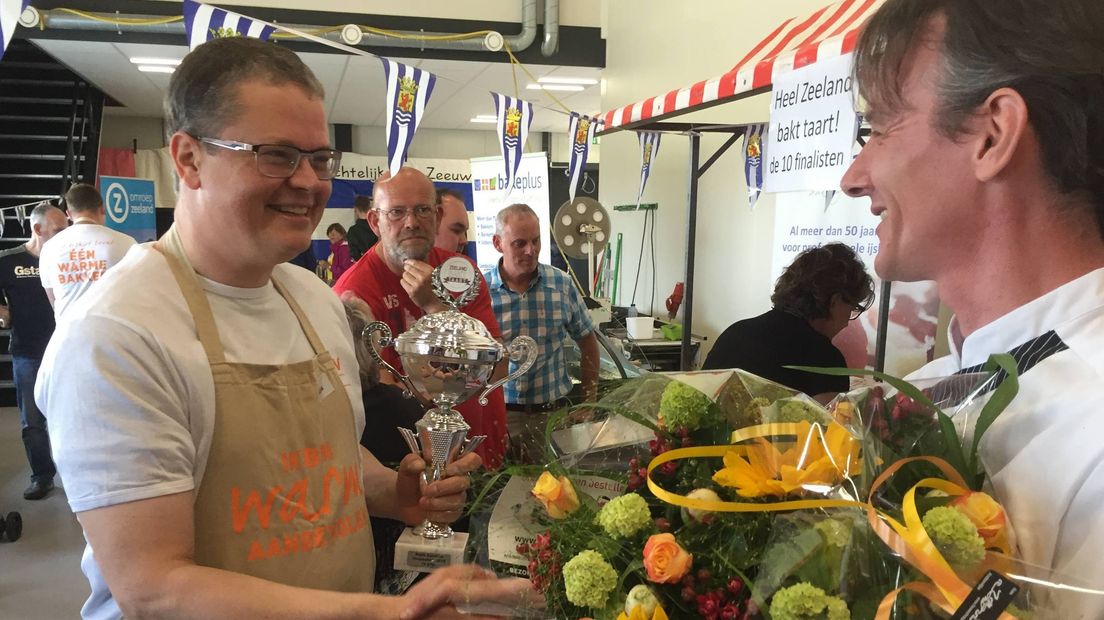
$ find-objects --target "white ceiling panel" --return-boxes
[34,40,601,133]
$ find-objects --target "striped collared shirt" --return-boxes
[484,262,595,404]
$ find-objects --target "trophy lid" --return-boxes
[393,308,504,356]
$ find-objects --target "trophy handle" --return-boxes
[362,321,418,398]
[458,435,486,458]
[478,335,538,405]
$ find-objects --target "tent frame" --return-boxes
[607,120,890,372]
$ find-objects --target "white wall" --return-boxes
[144,0,601,27]
[599,0,835,362]
[101,114,166,151]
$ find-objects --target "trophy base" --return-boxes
[394,527,468,572]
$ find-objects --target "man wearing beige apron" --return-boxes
[36,37,533,620]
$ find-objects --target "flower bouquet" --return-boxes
[464,359,1104,619]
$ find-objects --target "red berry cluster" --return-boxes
[626,455,650,491]
[517,532,561,593]
[678,569,749,620]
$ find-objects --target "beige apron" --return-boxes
[156,227,375,592]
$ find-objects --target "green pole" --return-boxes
[612,232,623,305]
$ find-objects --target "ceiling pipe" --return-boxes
[38,0,542,54]
[541,0,559,57]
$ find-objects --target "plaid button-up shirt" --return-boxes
[484,262,595,404]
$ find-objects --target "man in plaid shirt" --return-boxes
[483,203,599,462]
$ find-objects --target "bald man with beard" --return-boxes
[333,167,509,468]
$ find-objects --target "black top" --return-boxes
[0,246,56,358]
[359,383,425,464]
[346,219,378,262]
[702,307,849,397]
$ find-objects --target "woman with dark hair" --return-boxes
[702,243,875,397]
[321,222,354,283]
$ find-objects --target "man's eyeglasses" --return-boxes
[849,300,873,321]
[375,206,436,222]
[195,136,342,180]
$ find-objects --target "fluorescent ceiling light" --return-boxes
[526,83,585,92]
[470,116,497,124]
[130,57,181,66]
[137,65,176,74]
[538,76,598,86]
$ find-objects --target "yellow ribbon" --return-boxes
[646,423,868,513]
[645,431,1018,620]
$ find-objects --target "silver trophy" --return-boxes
[363,257,537,543]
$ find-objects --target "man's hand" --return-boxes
[0,304,9,329]
[398,565,541,620]
[401,260,447,314]
[395,451,481,526]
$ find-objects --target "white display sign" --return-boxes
[469,152,551,274]
[763,53,859,193]
[486,474,625,575]
[771,192,940,378]
[335,153,472,184]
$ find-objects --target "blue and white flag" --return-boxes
[381,58,436,177]
[566,112,598,202]
[636,131,661,206]
[491,93,533,197]
[183,0,275,51]
[743,123,768,210]
[0,0,29,62]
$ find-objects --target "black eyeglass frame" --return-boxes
[194,135,343,180]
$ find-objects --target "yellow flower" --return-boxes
[950,491,1012,554]
[531,471,580,519]
[616,602,669,620]
[712,421,861,498]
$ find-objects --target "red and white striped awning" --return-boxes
[598,0,884,134]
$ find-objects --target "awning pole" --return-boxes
[681,134,701,370]
[874,280,892,372]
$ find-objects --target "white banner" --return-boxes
[771,192,940,377]
[469,152,551,274]
[319,154,474,242]
[335,153,472,184]
[763,53,858,193]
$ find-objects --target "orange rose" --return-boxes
[531,471,580,519]
[642,533,693,584]
[950,491,1011,553]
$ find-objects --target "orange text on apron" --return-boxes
[156,227,375,592]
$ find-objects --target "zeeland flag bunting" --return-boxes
[381,58,436,177]
[744,123,768,210]
[636,131,661,206]
[566,112,599,202]
[491,93,534,197]
[0,0,29,62]
[183,0,275,51]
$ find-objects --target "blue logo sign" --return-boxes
[100,176,157,242]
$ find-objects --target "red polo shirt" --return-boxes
[334,245,508,469]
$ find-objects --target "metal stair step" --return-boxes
[0,96,85,105]
[0,153,84,160]
[0,134,71,141]
[0,173,64,180]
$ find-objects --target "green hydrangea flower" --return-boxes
[659,380,714,431]
[744,396,771,424]
[923,506,986,570]
[596,493,652,538]
[562,550,618,609]
[769,582,851,620]
[774,398,829,424]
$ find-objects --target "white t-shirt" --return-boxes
[38,222,137,319]
[35,243,365,620]
[909,268,1104,619]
